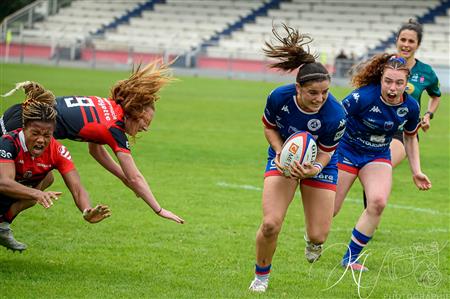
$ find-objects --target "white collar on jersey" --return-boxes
[18,130,28,152]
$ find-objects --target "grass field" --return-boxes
[0,63,449,298]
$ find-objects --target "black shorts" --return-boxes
[0,195,17,215]
[1,104,23,135]
[392,130,404,144]
[391,130,419,144]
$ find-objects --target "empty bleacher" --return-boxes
[206,0,445,66]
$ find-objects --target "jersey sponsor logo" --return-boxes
[276,121,285,129]
[97,98,115,121]
[315,172,334,183]
[411,73,419,82]
[406,82,414,94]
[352,92,360,102]
[369,106,381,113]
[356,137,388,148]
[36,163,52,168]
[420,76,425,83]
[58,145,72,160]
[370,134,386,143]
[363,118,377,129]
[384,121,394,131]
[307,119,321,131]
[0,149,12,159]
[64,97,95,108]
[397,107,409,117]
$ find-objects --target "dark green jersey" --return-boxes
[406,59,441,107]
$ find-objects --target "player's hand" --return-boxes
[34,191,62,209]
[273,152,286,175]
[412,173,432,190]
[83,204,111,223]
[157,208,184,224]
[289,161,319,180]
[421,115,431,132]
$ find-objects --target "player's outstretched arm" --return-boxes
[403,133,432,190]
[61,169,111,223]
[0,162,60,208]
[88,143,129,184]
[116,151,184,224]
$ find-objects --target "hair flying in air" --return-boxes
[110,60,174,120]
[263,23,330,86]
[351,53,410,88]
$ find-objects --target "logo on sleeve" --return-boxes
[59,145,72,160]
[352,92,360,102]
[126,141,130,149]
[281,105,290,114]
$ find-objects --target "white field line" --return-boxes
[216,181,450,217]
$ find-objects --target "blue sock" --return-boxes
[255,264,271,281]
[342,228,372,264]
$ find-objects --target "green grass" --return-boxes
[0,63,449,298]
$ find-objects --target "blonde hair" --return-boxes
[2,81,57,127]
[110,60,173,123]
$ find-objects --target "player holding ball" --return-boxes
[249,24,346,292]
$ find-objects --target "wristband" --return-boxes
[313,162,323,173]
[155,207,163,214]
[424,111,434,119]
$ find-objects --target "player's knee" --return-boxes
[367,196,387,216]
[261,219,281,239]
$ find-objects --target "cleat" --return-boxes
[249,278,268,292]
[304,235,323,263]
[342,261,369,272]
[0,227,27,252]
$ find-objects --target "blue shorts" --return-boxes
[264,147,338,191]
[337,141,391,175]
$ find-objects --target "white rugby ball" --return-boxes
[279,131,317,176]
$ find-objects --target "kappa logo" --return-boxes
[352,92,360,102]
[338,119,346,128]
[369,106,381,113]
[281,105,290,114]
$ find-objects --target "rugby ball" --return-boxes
[279,131,317,176]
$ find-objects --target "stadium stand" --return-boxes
[1,0,449,70]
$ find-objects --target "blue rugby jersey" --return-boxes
[341,83,420,153]
[262,84,346,154]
